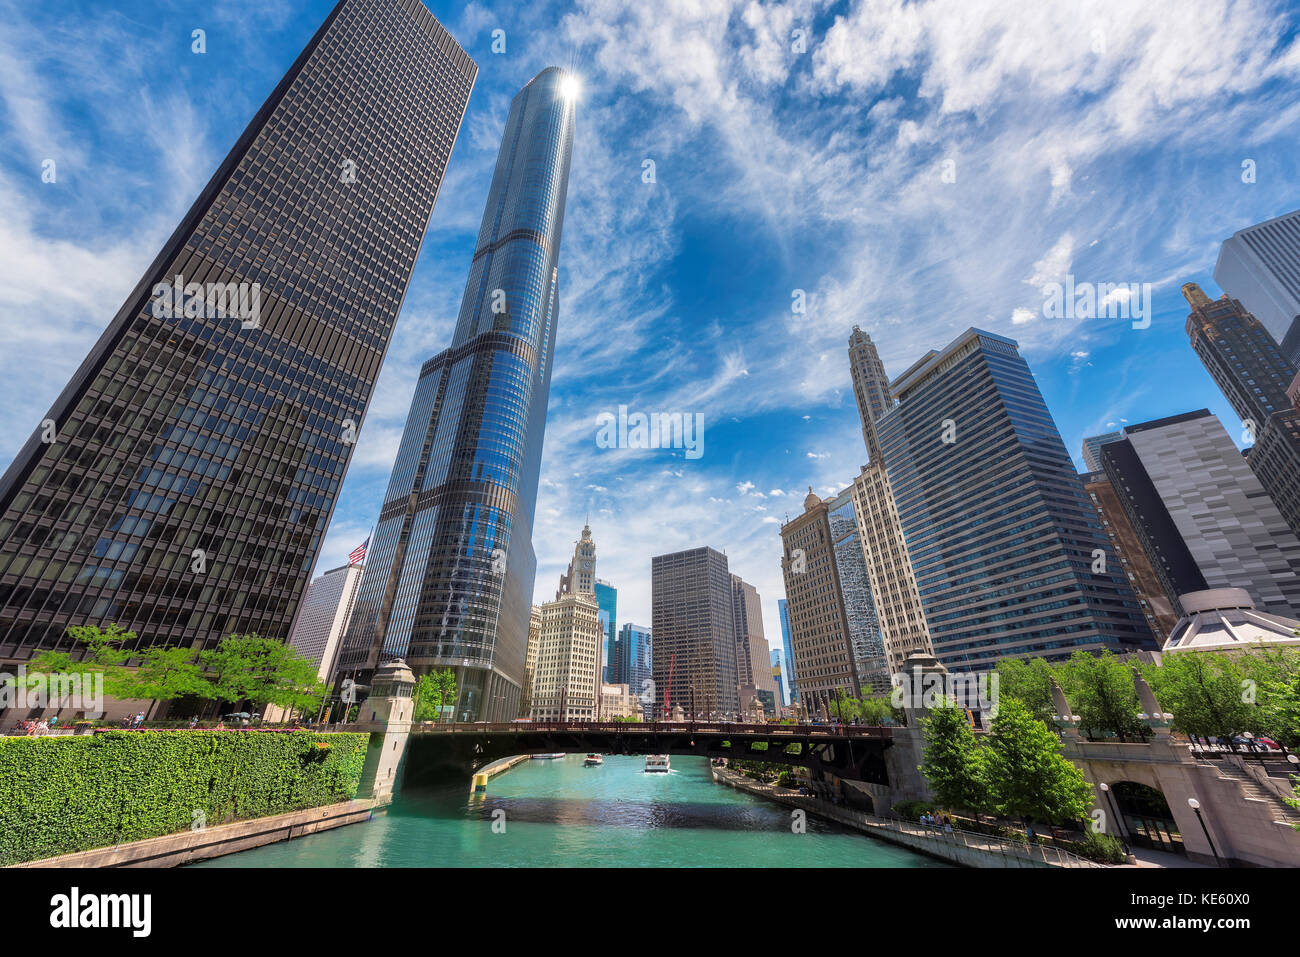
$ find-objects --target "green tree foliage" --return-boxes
[919,698,991,819]
[412,668,458,721]
[0,730,367,865]
[1141,651,1254,742]
[112,645,213,703]
[1239,646,1300,749]
[995,657,1060,728]
[1058,650,1146,741]
[983,697,1094,826]
[200,634,326,713]
[858,695,897,725]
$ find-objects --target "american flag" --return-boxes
[348,537,369,565]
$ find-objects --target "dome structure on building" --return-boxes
[1163,589,1300,654]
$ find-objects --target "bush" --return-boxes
[892,799,936,819]
[0,729,368,865]
[1067,830,1127,864]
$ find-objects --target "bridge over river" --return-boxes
[401,721,894,787]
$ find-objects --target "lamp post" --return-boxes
[1187,797,1222,867]
[1097,782,1129,852]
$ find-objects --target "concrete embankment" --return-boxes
[472,755,529,792]
[12,799,384,868]
[712,766,1102,868]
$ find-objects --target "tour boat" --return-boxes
[530,753,566,760]
[583,753,603,767]
[644,754,671,773]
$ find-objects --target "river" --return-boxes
[192,754,945,867]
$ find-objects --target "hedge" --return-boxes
[0,729,368,865]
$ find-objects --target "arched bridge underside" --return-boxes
[403,722,893,786]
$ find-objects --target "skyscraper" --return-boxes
[776,598,797,704]
[594,579,617,684]
[770,648,788,707]
[651,547,739,719]
[1081,432,1124,472]
[0,0,474,673]
[1100,410,1300,619]
[845,327,935,673]
[336,67,576,720]
[527,592,601,722]
[1080,470,1181,644]
[1214,208,1300,360]
[614,621,652,718]
[877,328,1155,671]
[287,563,365,682]
[780,487,888,713]
[730,574,779,710]
[1183,282,1300,539]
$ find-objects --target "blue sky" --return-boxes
[2,0,1299,648]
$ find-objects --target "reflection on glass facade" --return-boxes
[337,68,576,720]
[827,491,890,694]
[878,328,1155,671]
[778,598,797,703]
[594,581,616,684]
[0,0,474,668]
[615,622,653,719]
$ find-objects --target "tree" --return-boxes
[1058,650,1146,741]
[199,634,326,714]
[984,697,1094,826]
[1239,645,1300,749]
[858,695,896,725]
[828,689,858,721]
[995,657,1060,728]
[112,645,214,703]
[1141,651,1255,743]
[413,668,458,722]
[64,623,132,669]
[919,698,992,820]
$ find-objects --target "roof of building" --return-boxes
[1163,589,1300,653]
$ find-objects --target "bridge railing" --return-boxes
[408,720,893,738]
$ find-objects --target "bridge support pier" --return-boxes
[353,659,415,804]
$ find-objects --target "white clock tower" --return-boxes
[557,520,597,598]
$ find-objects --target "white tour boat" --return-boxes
[644,754,671,773]
[583,753,604,767]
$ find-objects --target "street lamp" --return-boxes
[1187,797,1222,867]
[1097,782,1129,852]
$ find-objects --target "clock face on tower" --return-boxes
[582,561,592,570]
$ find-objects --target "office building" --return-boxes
[613,622,653,719]
[731,574,780,708]
[528,592,601,721]
[1082,432,1124,472]
[1101,410,1300,619]
[876,328,1155,671]
[335,67,576,720]
[0,0,475,672]
[599,682,640,720]
[1214,208,1300,355]
[594,580,616,684]
[1080,470,1181,644]
[287,563,364,681]
[1183,282,1300,539]
[776,599,796,703]
[845,327,936,673]
[651,547,739,719]
[557,521,596,598]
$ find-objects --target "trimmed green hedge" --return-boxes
[0,730,368,865]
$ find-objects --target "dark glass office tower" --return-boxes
[0,0,474,670]
[1182,282,1300,539]
[876,328,1155,671]
[337,68,576,721]
[651,547,740,719]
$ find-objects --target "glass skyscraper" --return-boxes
[777,597,797,703]
[877,328,1155,671]
[337,67,576,721]
[1214,207,1300,360]
[0,0,474,669]
[594,580,617,684]
[615,622,653,719]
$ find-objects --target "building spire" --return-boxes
[1182,282,1212,309]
